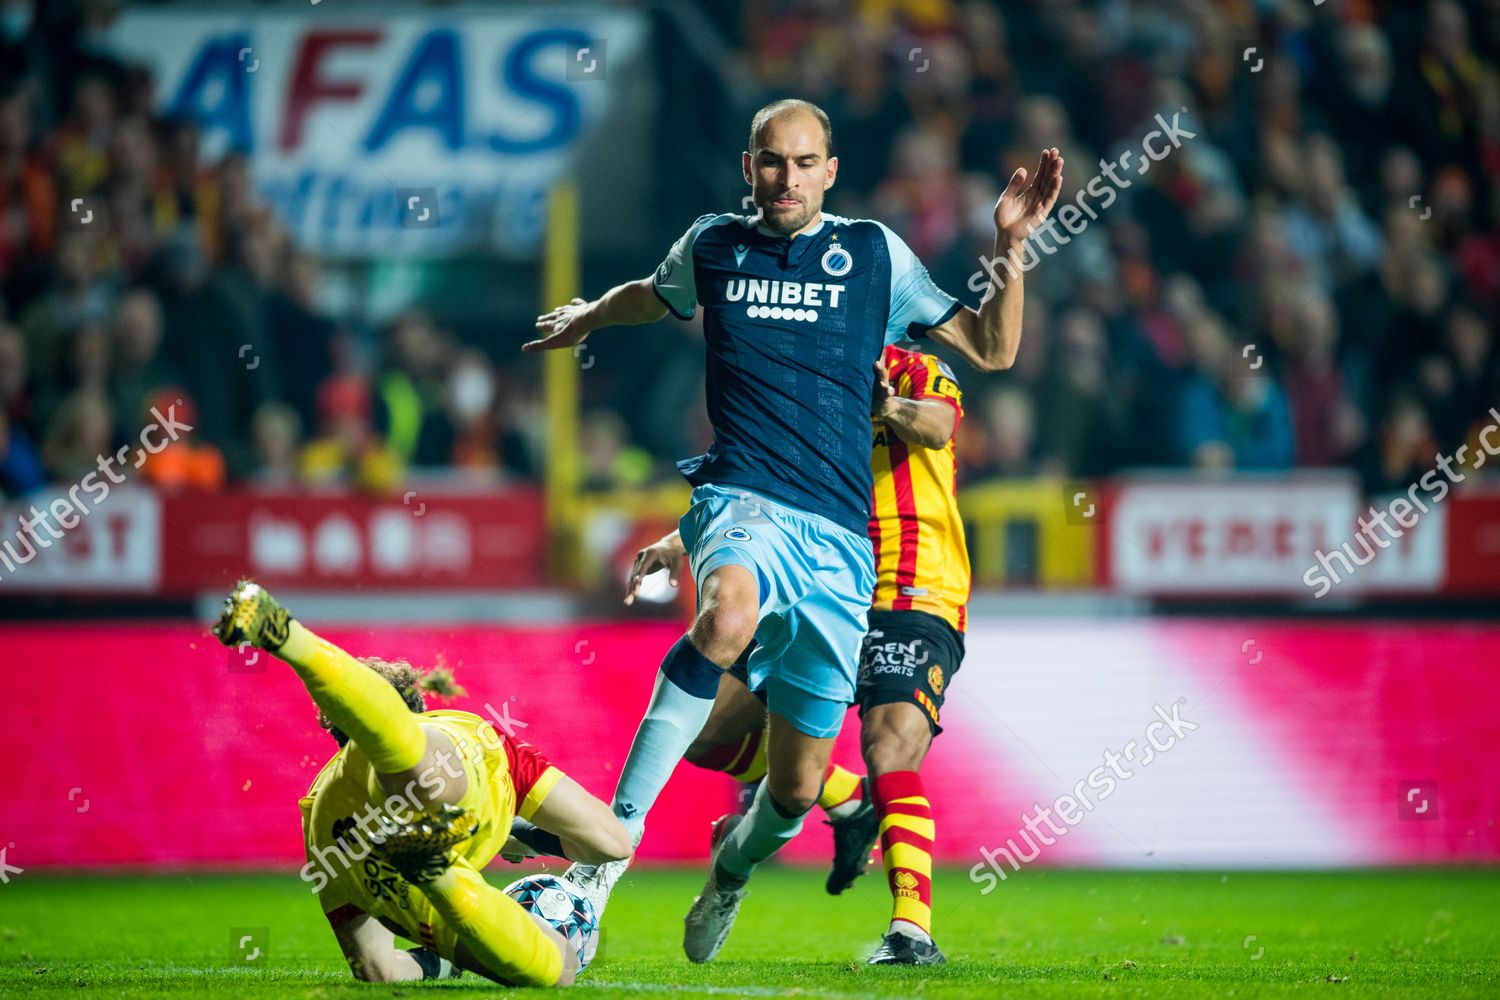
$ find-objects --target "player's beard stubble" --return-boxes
[755,190,820,236]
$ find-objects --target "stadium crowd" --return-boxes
[2,0,1498,503]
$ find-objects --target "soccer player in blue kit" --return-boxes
[524,99,1062,963]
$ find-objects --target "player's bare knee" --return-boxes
[690,602,756,664]
[863,735,925,775]
[692,568,759,663]
[766,770,821,816]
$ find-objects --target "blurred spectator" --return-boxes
[40,387,112,482]
[135,388,224,492]
[150,119,221,259]
[1454,188,1500,310]
[1400,0,1490,171]
[446,350,501,478]
[1178,313,1294,471]
[963,386,1037,479]
[18,230,109,380]
[0,318,29,424]
[45,71,115,201]
[1416,303,1496,448]
[0,1,52,133]
[107,287,171,434]
[1281,287,1364,467]
[375,309,454,469]
[580,409,653,492]
[33,317,111,443]
[150,230,270,475]
[0,91,54,289]
[0,408,44,497]
[1368,391,1441,493]
[301,374,402,493]
[874,126,962,262]
[268,251,337,432]
[249,401,300,488]
[1035,307,1122,477]
[1280,133,1384,290]
[216,216,287,407]
[103,115,158,276]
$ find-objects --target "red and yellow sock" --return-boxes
[816,763,864,818]
[687,725,768,783]
[872,770,934,936]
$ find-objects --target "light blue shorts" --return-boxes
[678,484,875,739]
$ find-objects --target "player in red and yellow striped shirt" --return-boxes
[850,343,968,965]
[869,343,970,633]
[626,343,970,965]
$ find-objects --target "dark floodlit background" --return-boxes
[2,0,1497,878]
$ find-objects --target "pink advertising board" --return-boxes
[3,619,1496,871]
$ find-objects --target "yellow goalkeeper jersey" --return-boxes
[297,709,561,943]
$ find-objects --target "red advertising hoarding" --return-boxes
[0,487,546,596]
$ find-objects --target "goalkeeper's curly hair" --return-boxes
[317,657,466,747]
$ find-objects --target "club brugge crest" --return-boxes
[821,244,853,277]
[725,527,751,541]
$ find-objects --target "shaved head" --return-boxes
[748,99,834,158]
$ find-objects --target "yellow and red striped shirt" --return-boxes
[869,344,970,632]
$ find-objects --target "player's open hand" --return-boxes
[995,147,1064,247]
[524,298,592,353]
[624,532,687,605]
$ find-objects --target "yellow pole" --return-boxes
[542,179,581,582]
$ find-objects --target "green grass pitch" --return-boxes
[2,867,1497,997]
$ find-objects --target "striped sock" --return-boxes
[816,763,865,820]
[687,724,768,783]
[872,770,934,939]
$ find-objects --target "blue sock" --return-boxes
[611,636,723,839]
[715,780,807,882]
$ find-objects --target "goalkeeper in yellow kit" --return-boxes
[213,580,631,987]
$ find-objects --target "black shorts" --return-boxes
[727,610,964,737]
[855,609,964,736]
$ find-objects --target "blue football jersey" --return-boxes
[653,213,960,534]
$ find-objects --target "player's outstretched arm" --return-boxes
[872,360,956,450]
[527,774,634,865]
[523,277,668,355]
[925,147,1064,372]
[331,912,439,982]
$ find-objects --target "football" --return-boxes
[502,873,601,971]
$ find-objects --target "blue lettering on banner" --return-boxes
[167,32,255,152]
[488,28,586,154]
[154,20,615,254]
[259,169,550,254]
[364,29,466,153]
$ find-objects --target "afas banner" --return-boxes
[107,8,646,257]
